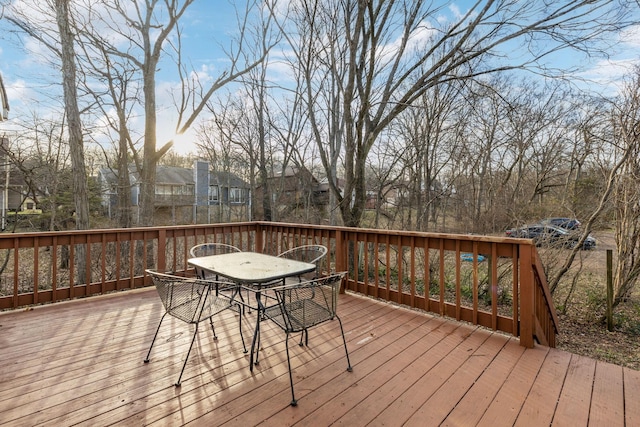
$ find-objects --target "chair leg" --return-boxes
[298,329,307,347]
[175,323,199,387]
[144,312,167,363]
[284,332,297,406]
[209,317,218,340]
[336,315,353,372]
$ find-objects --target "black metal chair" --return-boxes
[190,243,242,279]
[278,245,328,279]
[143,270,246,387]
[277,244,328,281]
[253,244,330,319]
[262,272,352,406]
[190,242,249,310]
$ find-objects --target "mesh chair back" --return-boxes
[148,270,236,324]
[190,242,241,258]
[190,243,241,279]
[266,272,344,333]
[277,244,328,279]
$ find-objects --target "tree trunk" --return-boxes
[55,0,89,284]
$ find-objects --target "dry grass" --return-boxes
[548,230,640,370]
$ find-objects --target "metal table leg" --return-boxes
[249,289,262,371]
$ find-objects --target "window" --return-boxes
[209,185,219,202]
[156,184,171,196]
[156,184,194,196]
[229,187,243,203]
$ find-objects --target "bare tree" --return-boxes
[363,131,406,229]
[0,112,70,229]
[54,0,89,232]
[38,0,275,227]
[196,97,254,222]
[547,103,635,295]
[610,68,640,306]
[77,40,141,229]
[276,0,634,228]
[3,1,90,230]
[3,0,91,281]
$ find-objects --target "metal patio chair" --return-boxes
[255,244,330,315]
[277,244,328,281]
[143,270,246,387]
[190,242,248,310]
[262,272,352,406]
[190,243,242,279]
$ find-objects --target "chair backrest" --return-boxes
[190,243,241,258]
[277,245,328,278]
[145,270,233,324]
[270,272,346,333]
[190,243,241,279]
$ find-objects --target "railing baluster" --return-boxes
[0,221,557,349]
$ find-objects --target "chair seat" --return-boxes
[166,280,239,323]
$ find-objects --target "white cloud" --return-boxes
[575,24,640,94]
[448,4,462,20]
[619,25,640,48]
[589,59,636,80]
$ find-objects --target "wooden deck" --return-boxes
[1,288,638,427]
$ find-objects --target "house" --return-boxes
[97,160,250,224]
[365,179,447,211]
[253,165,338,223]
[0,136,44,230]
[365,181,412,210]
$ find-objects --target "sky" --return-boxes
[0,1,245,156]
[1,1,639,157]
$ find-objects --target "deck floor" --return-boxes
[1,287,638,426]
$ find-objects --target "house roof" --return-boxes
[272,165,316,180]
[98,165,193,186]
[98,164,248,188]
[210,170,248,188]
[156,165,193,185]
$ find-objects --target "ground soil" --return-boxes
[557,314,640,370]
[550,230,640,370]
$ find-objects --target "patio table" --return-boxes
[188,251,316,371]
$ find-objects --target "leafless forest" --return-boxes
[2,1,640,367]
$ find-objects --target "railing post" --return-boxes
[157,229,166,274]
[519,243,535,348]
[255,223,264,253]
[336,229,346,293]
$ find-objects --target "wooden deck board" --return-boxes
[552,354,596,426]
[513,347,571,426]
[438,333,527,426]
[404,332,510,426]
[589,361,625,427]
[476,339,549,426]
[293,317,457,426]
[624,367,640,426]
[0,288,638,427]
[364,325,491,426]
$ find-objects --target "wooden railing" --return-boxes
[0,221,558,348]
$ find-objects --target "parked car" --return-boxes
[539,217,581,230]
[505,224,595,250]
